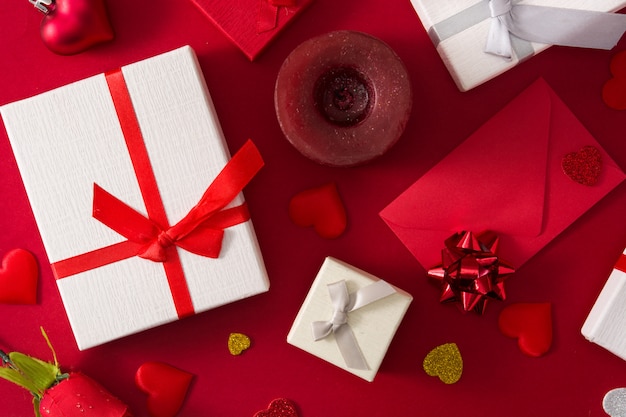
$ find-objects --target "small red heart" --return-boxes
[135,362,193,417]
[561,145,602,186]
[0,248,38,305]
[40,0,114,55]
[603,50,626,110]
[254,398,299,417]
[288,182,347,239]
[498,302,552,357]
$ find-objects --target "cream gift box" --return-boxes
[411,0,626,91]
[287,257,412,382]
[0,46,269,350]
[582,248,626,360]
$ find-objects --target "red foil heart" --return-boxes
[0,248,38,305]
[39,0,114,55]
[561,145,602,186]
[254,398,299,417]
[135,362,193,417]
[498,302,553,357]
[288,182,347,239]
[603,50,626,110]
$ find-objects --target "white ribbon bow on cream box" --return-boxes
[411,0,626,91]
[288,257,412,382]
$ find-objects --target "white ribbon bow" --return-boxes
[486,0,626,59]
[311,279,397,370]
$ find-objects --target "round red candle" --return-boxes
[274,30,412,167]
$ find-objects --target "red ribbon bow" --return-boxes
[258,0,298,33]
[92,139,262,263]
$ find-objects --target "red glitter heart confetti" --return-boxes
[561,146,602,186]
[135,362,194,417]
[254,398,299,417]
[602,50,626,110]
[288,182,347,239]
[498,302,553,357]
[0,248,38,305]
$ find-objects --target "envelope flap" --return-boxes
[381,80,551,237]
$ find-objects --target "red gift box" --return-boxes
[189,0,315,60]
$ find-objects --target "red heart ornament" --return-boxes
[254,398,299,417]
[39,0,114,55]
[561,145,602,186]
[603,50,626,110]
[0,248,38,305]
[288,182,347,239]
[135,362,193,417]
[498,302,552,357]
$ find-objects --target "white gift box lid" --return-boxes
[287,257,412,382]
[0,46,269,350]
[582,249,626,360]
[410,0,626,91]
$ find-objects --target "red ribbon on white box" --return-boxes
[50,68,264,319]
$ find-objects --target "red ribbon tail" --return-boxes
[93,184,160,243]
[169,140,262,239]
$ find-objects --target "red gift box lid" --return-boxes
[189,0,315,60]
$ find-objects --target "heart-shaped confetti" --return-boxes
[135,362,193,417]
[228,332,251,355]
[0,248,38,305]
[498,302,552,357]
[561,145,602,186]
[254,398,299,417]
[288,182,347,239]
[422,343,463,384]
[604,388,626,417]
[602,50,626,110]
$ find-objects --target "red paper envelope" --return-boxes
[380,78,625,270]
[189,0,314,60]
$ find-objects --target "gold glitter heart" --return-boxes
[423,343,463,384]
[228,333,251,355]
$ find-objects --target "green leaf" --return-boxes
[33,396,41,417]
[9,353,59,392]
[0,367,40,394]
[40,327,59,367]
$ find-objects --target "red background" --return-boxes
[1,0,626,416]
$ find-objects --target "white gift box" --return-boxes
[411,0,626,91]
[581,248,626,360]
[287,257,412,382]
[0,46,269,350]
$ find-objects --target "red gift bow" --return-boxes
[258,0,298,33]
[51,69,264,319]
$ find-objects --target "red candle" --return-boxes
[275,30,412,167]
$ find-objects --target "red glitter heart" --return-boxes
[602,50,626,110]
[288,182,347,239]
[0,248,38,305]
[135,362,193,417]
[561,146,602,186]
[254,398,299,417]
[498,302,552,357]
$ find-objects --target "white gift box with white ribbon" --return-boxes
[287,257,412,382]
[411,0,626,91]
[582,248,626,360]
[0,46,270,350]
